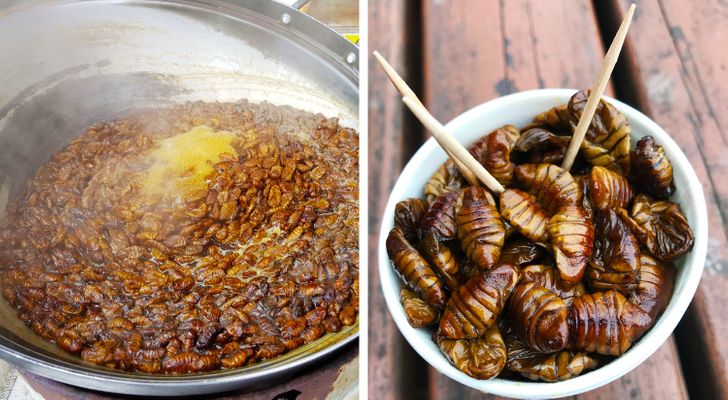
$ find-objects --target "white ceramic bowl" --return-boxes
[377,89,707,399]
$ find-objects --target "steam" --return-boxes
[0,178,8,220]
[139,125,237,205]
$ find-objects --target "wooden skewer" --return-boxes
[402,96,505,194]
[372,50,479,187]
[372,51,420,106]
[561,3,636,171]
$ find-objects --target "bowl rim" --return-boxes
[377,88,708,398]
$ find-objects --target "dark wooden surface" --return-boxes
[368,2,428,399]
[605,1,728,399]
[369,0,725,398]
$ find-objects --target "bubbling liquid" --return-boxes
[141,125,238,203]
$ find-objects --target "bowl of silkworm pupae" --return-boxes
[378,89,707,398]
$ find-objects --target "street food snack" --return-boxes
[385,90,692,381]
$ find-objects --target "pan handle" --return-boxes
[292,0,312,12]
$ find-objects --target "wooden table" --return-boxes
[368,1,728,398]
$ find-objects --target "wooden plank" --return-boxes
[368,1,429,399]
[420,0,689,397]
[576,339,688,400]
[428,339,687,400]
[422,0,502,122]
[607,1,728,398]
[422,0,610,124]
[428,369,499,400]
[512,0,609,94]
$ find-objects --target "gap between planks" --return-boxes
[592,1,720,399]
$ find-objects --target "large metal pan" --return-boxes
[0,0,358,395]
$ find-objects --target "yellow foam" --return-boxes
[141,125,237,201]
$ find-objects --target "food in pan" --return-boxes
[0,101,359,373]
[385,89,694,382]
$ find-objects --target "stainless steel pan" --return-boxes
[0,0,358,395]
